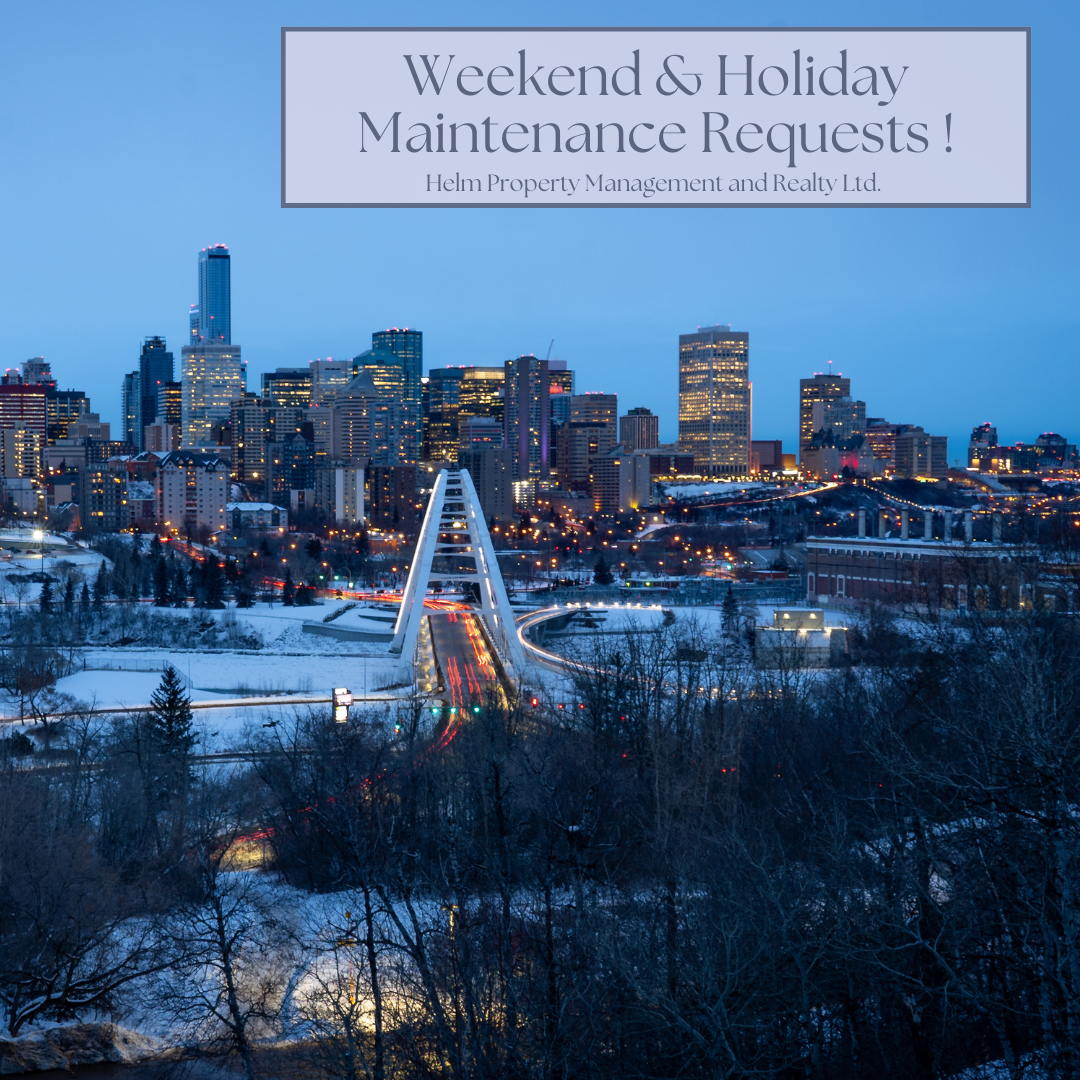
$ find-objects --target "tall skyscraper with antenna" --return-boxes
[197,244,231,343]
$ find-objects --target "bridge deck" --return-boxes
[428,611,505,707]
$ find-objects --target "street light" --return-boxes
[32,529,44,570]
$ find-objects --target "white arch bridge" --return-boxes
[389,468,526,705]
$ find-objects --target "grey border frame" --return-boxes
[281,26,1031,209]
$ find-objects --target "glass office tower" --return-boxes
[371,327,422,463]
[197,244,231,343]
[138,336,174,449]
[181,342,245,446]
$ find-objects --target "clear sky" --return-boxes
[1,1,1076,460]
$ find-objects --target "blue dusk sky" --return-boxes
[0,1,1076,460]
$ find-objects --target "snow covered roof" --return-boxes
[227,502,286,512]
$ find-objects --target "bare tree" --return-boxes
[160,776,302,1080]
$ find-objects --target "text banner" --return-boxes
[282,27,1029,208]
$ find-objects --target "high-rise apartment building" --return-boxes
[459,446,513,524]
[261,367,312,408]
[157,381,182,428]
[181,342,245,446]
[197,244,231,343]
[314,464,366,525]
[137,336,174,449]
[0,385,47,478]
[45,388,91,444]
[0,427,43,481]
[504,355,550,480]
[367,465,422,532]
[267,430,316,504]
[799,372,850,461]
[371,328,422,462]
[620,407,659,451]
[557,420,618,493]
[229,393,305,495]
[229,393,269,494]
[557,392,619,492]
[330,371,391,464]
[678,326,750,477]
[592,448,653,514]
[157,450,229,532]
[894,429,949,480]
[22,358,53,386]
[353,347,407,463]
[121,371,140,448]
[310,358,353,405]
[547,362,574,467]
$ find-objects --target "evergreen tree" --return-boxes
[305,537,323,559]
[204,559,225,609]
[39,577,53,613]
[171,565,188,608]
[153,557,169,606]
[593,554,614,586]
[722,585,739,632]
[282,567,296,606]
[92,563,107,614]
[149,666,195,795]
[79,582,91,620]
[62,578,75,615]
[235,574,254,608]
[188,565,202,607]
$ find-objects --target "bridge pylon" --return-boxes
[389,469,525,687]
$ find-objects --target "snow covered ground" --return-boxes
[660,480,777,501]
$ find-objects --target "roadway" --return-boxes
[427,611,504,707]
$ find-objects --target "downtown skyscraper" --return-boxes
[181,342,245,446]
[799,371,853,462]
[677,325,750,477]
[197,244,231,343]
[137,336,174,450]
[504,354,550,481]
[371,328,422,463]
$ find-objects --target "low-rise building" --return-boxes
[806,510,1064,612]
[227,502,288,531]
[754,608,848,668]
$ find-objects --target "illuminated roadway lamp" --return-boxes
[332,687,353,723]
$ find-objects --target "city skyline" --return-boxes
[6,234,1070,464]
